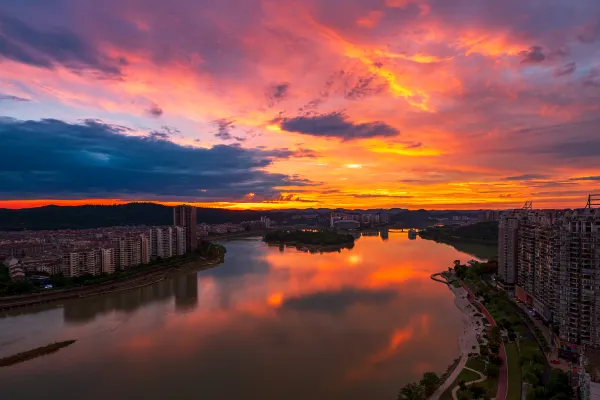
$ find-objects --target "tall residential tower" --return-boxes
[173,205,197,252]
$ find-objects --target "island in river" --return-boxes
[263,229,355,252]
[0,340,76,367]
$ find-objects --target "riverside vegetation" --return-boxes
[452,261,571,400]
[263,229,355,251]
[399,259,572,400]
[419,222,499,245]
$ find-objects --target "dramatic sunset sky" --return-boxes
[1,0,600,210]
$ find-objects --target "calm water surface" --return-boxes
[0,232,484,400]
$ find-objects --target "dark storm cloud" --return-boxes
[534,140,600,158]
[555,62,576,77]
[0,118,309,199]
[520,46,545,64]
[569,176,600,181]
[146,104,164,117]
[280,287,397,314]
[0,94,29,102]
[504,174,549,181]
[351,194,413,199]
[267,82,290,106]
[0,13,122,77]
[345,75,386,100]
[212,118,246,142]
[275,111,399,141]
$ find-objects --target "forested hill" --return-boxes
[419,221,499,244]
[0,203,279,231]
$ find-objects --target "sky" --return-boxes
[1,0,600,210]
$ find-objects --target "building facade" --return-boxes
[556,209,600,349]
[498,211,524,291]
[173,205,197,252]
[506,204,600,353]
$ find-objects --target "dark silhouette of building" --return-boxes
[173,205,198,252]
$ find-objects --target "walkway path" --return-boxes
[462,283,508,400]
[429,285,484,400]
[451,367,486,400]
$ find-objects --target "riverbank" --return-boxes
[429,275,487,400]
[0,340,76,367]
[0,252,223,311]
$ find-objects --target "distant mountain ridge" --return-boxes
[0,202,488,231]
[0,203,279,231]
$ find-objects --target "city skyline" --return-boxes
[1,1,600,209]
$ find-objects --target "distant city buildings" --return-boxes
[0,207,277,281]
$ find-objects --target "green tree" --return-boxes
[397,382,425,400]
[419,372,440,395]
[545,369,572,398]
[486,363,500,378]
[469,385,486,399]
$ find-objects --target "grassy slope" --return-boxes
[440,368,483,400]
[506,342,522,400]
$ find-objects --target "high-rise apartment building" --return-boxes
[149,228,164,259]
[555,208,600,349]
[505,197,600,357]
[516,211,561,321]
[498,211,524,291]
[173,205,197,252]
[62,252,80,277]
[140,235,150,265]
[173,226,186,256]
[100,248,116,274]
[149,227,179,259]
[62,248,112,277]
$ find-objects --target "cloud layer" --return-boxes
[276,112,399,141]
[1,0,600,208]
[0,118,308,200]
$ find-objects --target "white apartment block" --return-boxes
[173,226,186,256]
[140,235,150,265]
[149,228,164,259]
[149,227,183,259]
[100,248,116,274]
[115,236,142,269]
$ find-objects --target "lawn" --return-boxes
[506,342,522,400]
[466,357,487,373]
[479,377,499,399]
[440,367,483,400]
[457,368,481,382]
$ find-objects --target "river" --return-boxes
[0,231,493,400]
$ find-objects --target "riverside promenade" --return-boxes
[462,283,508,400]
[429,272,508,400]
